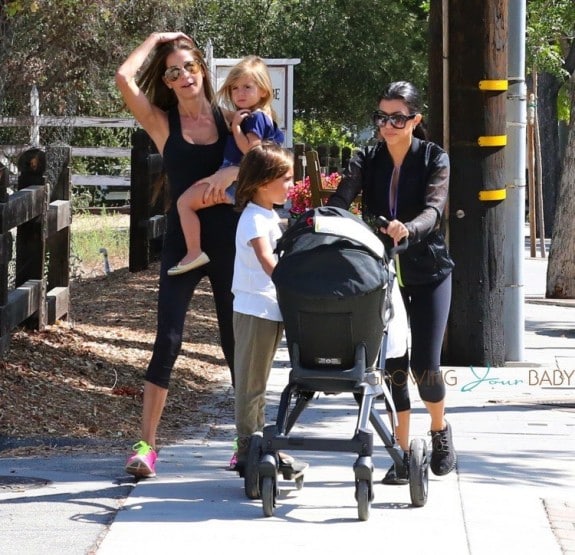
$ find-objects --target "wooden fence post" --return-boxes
[15,148,48,329]
[0,163,12,354]
[341,146,351,172]
[328,144,340,173]
[45,145,72,322]
[294,142,305,183]
[317,144,329,172]
[306,150,323,207]
[129,129,165,272]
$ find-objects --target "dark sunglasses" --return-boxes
[164,60,202,82]
[372,111,417,129]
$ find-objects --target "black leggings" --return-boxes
[145,209,237,389]
[384,274,452,412]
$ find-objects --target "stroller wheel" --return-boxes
[244,433,263,500]
[294,474,304,490]
[261,476,276,517]
[356,479,371,521]
[408,437,429,507]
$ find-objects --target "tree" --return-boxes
[547,75,575,298]
[264,0,429,132]
[526,0,575,298]
[526,0,575,238]
[0,0,429,139]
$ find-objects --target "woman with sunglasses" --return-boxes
[328,81,456,484]
[116,32,239,478]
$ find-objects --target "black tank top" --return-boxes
[163,106,239,251]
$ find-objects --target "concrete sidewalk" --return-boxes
[1,249,574,555]
[94,350,574,555]
[94,251,574,555]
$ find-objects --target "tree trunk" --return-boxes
[536,72,562,238]
[546,76,575,298]
[427,0,445,147]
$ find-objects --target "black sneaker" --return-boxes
[381,452,409,485]
[430,421,456,476]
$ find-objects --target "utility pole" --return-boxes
[504,0,527,361]
[443,0,509,366]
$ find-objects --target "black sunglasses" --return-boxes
[164,60,202,82]
[372,111,417,129]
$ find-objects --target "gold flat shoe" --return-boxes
[167,252,210,276]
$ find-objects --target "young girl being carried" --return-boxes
[229,142,305,476]
[168,55,284,276]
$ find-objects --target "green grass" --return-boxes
[70,212,129,274]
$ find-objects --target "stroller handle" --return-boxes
[375,216,409,255]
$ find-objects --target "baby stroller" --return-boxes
[256,206,429,520]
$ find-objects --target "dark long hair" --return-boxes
[378,81,428,140]
[133,37,216,209]
[136,38,215,111]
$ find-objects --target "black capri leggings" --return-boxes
[384,273,452,412]
[145,207,237,389]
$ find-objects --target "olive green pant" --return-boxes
[233,312,283,455]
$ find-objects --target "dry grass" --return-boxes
[0,214,233,457]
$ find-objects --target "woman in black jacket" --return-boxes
[328,81,456,483]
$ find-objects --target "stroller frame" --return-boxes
[255,211,429,520]
[262,343,400,462]
[258,340,429,521]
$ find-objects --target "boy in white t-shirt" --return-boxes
[229,143,304,477]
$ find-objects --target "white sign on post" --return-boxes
[210,57,300,148]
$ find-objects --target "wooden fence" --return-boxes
[0,115,135,205]
[293,142,352,182]
[0,123,353,355]
[0,132,164,356]
[0,85,137,204]
[0,147,71,355]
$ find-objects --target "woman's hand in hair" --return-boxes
[151,31,194,45]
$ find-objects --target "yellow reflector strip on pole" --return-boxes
[479,189,507,201]
[479,80,508,91]
[478,135,507,147]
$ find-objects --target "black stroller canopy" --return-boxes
[273,206,389,298]
[273,206,391,370]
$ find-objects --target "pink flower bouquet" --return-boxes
[287,172,342,215]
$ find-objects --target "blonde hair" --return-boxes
[235,142,293,210]
[217,55,277,121]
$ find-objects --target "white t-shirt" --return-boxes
[232,202,283,322]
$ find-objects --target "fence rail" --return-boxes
[0,126,357,355]
[0,147,71,356]
[1,91,139,201]
[0,115,138,128]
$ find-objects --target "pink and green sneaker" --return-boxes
[125,440,157,478]
[227,437,239,471]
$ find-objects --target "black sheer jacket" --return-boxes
[328,138,454,286]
